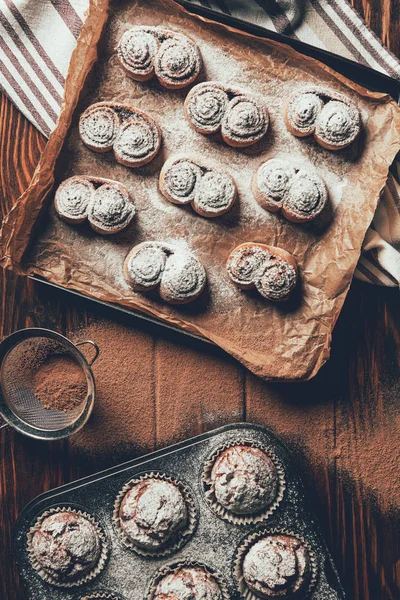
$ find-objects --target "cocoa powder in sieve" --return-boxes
[34,355,87,412]
[2,338,87,413]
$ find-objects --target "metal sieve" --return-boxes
[0,328,99,441]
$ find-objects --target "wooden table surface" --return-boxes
[1,2,399,599]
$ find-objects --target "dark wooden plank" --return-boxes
[1,2,399,599]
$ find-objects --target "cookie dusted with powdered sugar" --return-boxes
[79,102,161,167]
[252,158,328,223]
[124,241,207,304]
[227,243,298,302]
[117,26,202,89]
[185,82,269,148]
[284,87,361,151]
[54,176,136,235]
[160,154,237,218]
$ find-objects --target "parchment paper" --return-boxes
[1,0,400,381]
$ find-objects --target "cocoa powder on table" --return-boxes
[69,317,400,513]
[69,318,243,463]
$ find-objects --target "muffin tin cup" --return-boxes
[202,439,286,526]
[233,527,319,600]
[112,471,198,558]
[76,593,127,600]
[27,506,109,588]
[76,592,127,600]
[147,560,231,600]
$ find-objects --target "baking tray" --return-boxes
[30,0,400,352]
[14,423,345,599]
[178,1,400,100]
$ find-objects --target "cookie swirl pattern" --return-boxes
[124,242,207,304]
[284,87,361,151]
[227,243,298,302]
[252,158,328,223]
[185,82,269,147]
[79,102,161,168]
[54,176,136,235]
[160,155,237,218]
[118,26,202,89]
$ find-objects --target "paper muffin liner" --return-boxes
[233,528,318,600]
[202,439,286,525]
[77,593,125,600]
[77,592,127,600]
[113,471,198,558]
[147,560,231,600]
[27,506,109,588]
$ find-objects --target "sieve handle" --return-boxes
[75,340,100,366]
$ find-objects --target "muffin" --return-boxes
[242,535,311,598]
[119,478,188,550]
[210,445,279,515]
[153,566,224,600]
[30,511,101,583]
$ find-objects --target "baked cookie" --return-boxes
[252,158,328,223]
[54,176,135,235]
[160,154,237,217]
[284,87,361,151]
[117,26,202,89]
[124,241,207,304]
[79,102,161,167]
[185,82,269,148]
[227,243,298,302]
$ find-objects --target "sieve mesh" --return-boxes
[0,336,89,432]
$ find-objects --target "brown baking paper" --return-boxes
[1,0,400,381]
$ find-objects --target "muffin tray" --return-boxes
[13,423,345,599]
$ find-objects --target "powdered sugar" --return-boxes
[118,26,202,88]
[31,512,101,582]
[161,155,236,216]
[211,445,278,515]
[242,535,310,597]
[119,479,187,549]
[154,567,223,600]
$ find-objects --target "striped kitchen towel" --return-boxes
[1,0,399,286]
